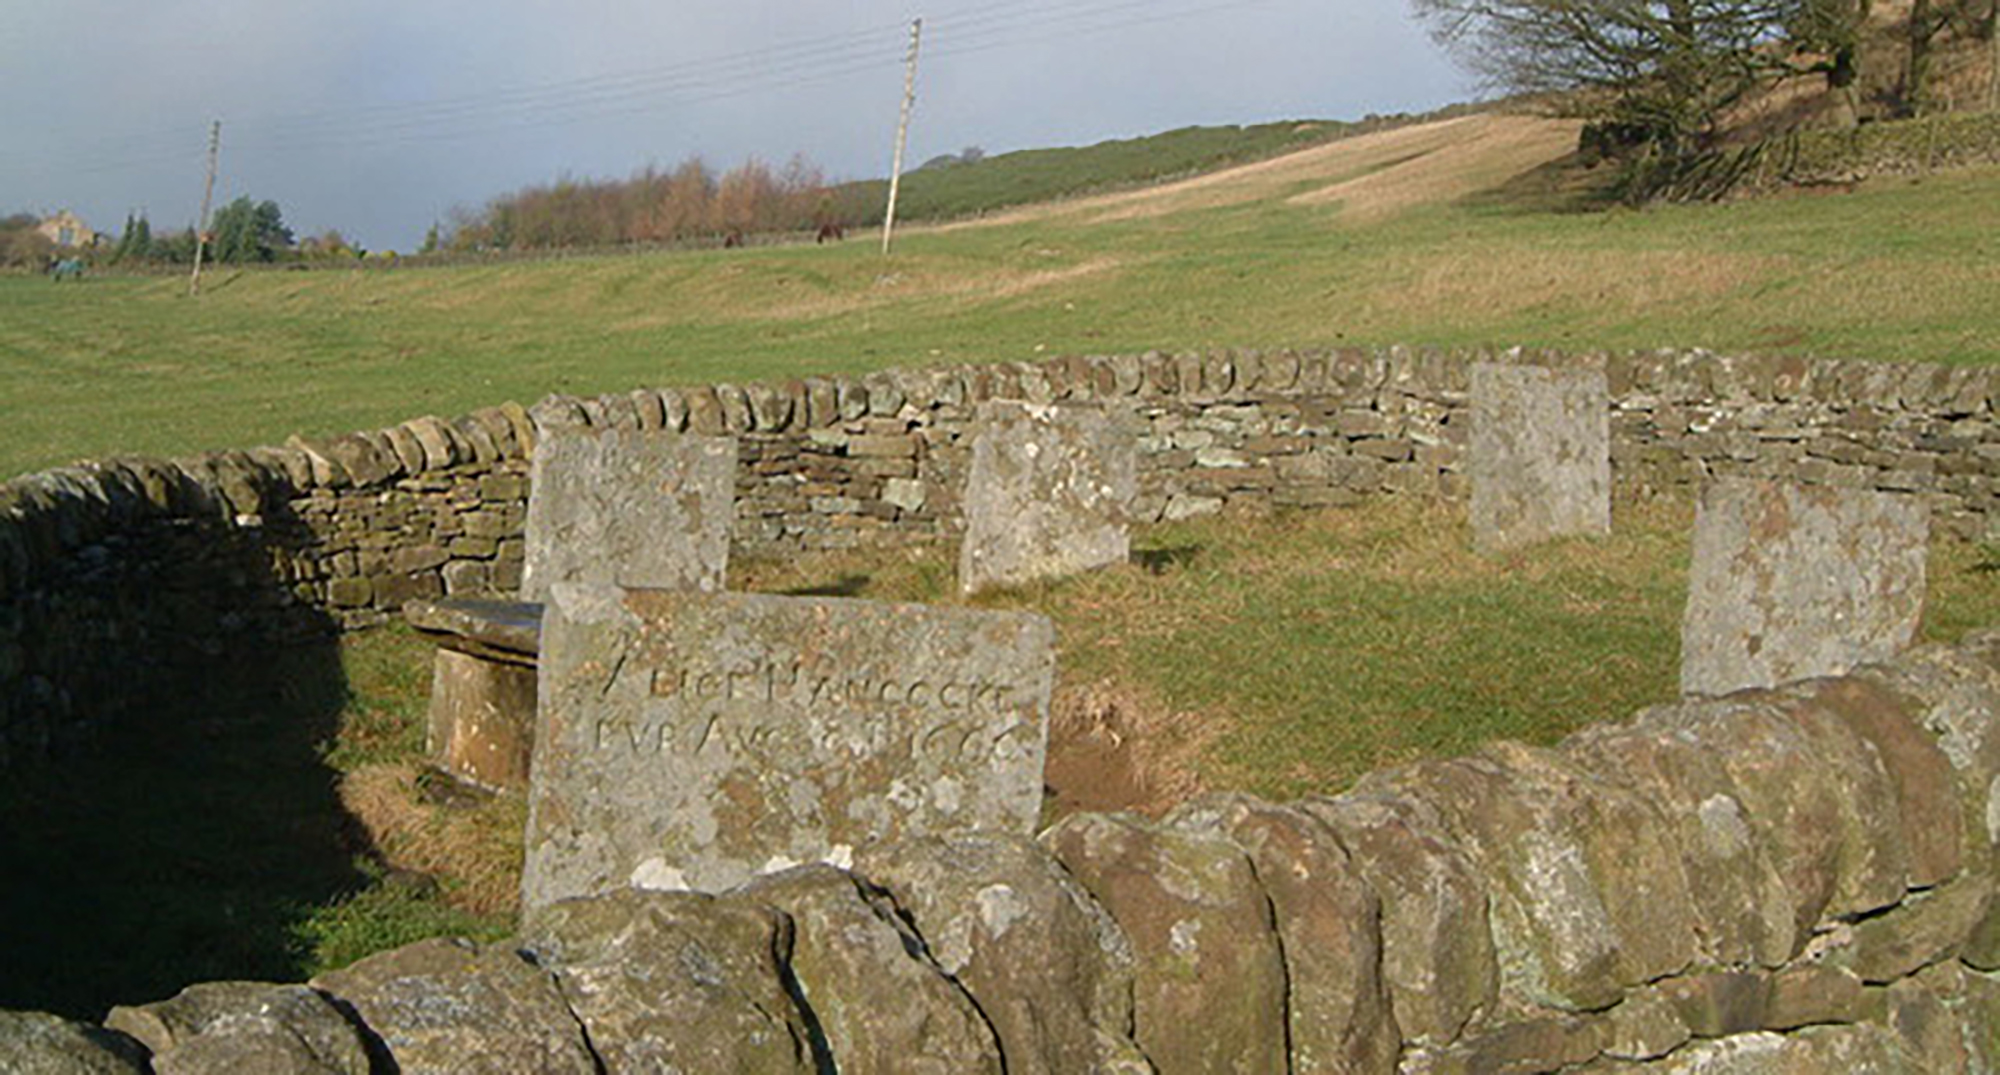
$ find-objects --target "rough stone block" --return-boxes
[521,429,735,602]
[105,981,370,1074]
[522,585,1054,909]
[427,646,538,792]
[311,938,596,1073]
[1470,363,1611,553]
[958,402,1136,595]
[1681,479,1928,696]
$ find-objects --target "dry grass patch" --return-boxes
[338,763,527,918]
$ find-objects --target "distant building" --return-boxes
[36,210,97,249]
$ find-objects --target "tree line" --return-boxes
[437,154,873,253]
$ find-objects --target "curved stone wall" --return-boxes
[4,346,1997,766]
[11,635,2000,1072]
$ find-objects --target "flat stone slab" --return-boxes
[959,401,1136,595]
[1681,479,1929,696]
[522,584,1055,912]
[521,429,736,602]
[405,597,542,662]
[1469,363,1611,553]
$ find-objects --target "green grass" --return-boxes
[4,495,1994,1017]
[5,122,2000,480]
[831,118,1357,221]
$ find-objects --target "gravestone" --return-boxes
[959,401,1137,595]
[522,584,1055,913]
[521,428,736,602]
[1680,479,1929,697]
[1469,363,1611,553]
[413,427,736,791]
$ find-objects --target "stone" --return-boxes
[520,428,735,602]
[522,889,814,1072]
[1764,965,1868,1030]
[1301,789,1496,1047]
[0,1011,150,1074]
[1044,811,1289,1074]
[881,477,927,513]
[1358,744,1698,1013]
[1680,479,1929,696]
[1831,875,1995,983]
[731,865,1001,1074]
[1566,719,1801,969]
[309,938,596,1073]
[1168,794,1398,1074]
[852,832,1149,1075]
[1469,363,1611,552]
[105,981,370,1075]
[523,585,1054,910]
[425,646,538,791]
[1635,695,1893,947]
[958,401,1136,595]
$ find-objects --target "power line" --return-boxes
[1,0,1281,181]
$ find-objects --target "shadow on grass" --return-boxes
[0,513,365,1019]
[782,574,873,597]
[1132,545,1201,575]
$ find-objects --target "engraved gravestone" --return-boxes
[1469,363,1611,553]
[520,429,736,602]
[522,584,1055,912]
[1681,479,1929,697]
[959,401,1137,595]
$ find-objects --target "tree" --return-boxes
[1411,0,1822,150]
[112,213,153,263]
[208,197,294,263]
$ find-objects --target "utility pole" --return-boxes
[880,18,922,256]
[189,120,220,297]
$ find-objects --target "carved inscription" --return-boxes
[586,656,1037,769]
[523,585,1056,908]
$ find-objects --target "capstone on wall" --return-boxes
[3,346,1999,768]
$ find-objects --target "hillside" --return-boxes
[4,107,2000,479]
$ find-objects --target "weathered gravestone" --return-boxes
[521,427,737,601]
[1469,363,1611,553]
[959,401,1137,595]
[522,583,1055,913]
[1681,478,1929,696]
[412,427,737,791]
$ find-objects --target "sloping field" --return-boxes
[951,112,1583,226]
[4,108,2000,478]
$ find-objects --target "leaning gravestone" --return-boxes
[1469,363,1611,553]
[522,583,1055,914]
[520,428,737,602]
[1680,479,1929,697]
[959,401,1137,595]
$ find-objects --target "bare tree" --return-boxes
[1412,0,1821,149]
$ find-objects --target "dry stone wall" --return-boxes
[4,345,1999,771]
[12,635,2000,1073]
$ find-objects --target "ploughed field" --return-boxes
[3,494,1996,1019]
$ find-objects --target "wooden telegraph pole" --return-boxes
[189,120,220,297]
[880,18,922,256]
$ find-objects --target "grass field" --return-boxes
[5,111,2000,479]
[6,495,1992,1018]
[5,109,2000,1018]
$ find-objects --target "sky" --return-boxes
[1,0,1471,252]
